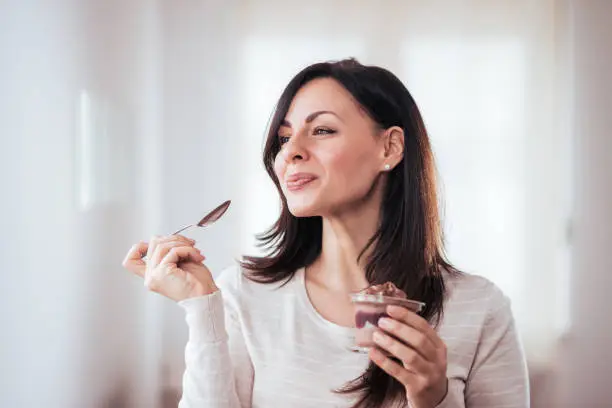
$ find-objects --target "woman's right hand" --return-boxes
[122,235,218,302]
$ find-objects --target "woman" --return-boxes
[123,59,529,408]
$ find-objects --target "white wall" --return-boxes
[0,1,164,406]
[0,4,83,406]
[557,1,612,406]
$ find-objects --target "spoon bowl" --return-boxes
[141,199,231,261]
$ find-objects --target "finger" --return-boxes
[369,347,416,388]
[151,240,202,267]
[146,235,195,261]
[122,241,149,277]
[378,317,438,362]
[173,234,194,241]
[145,235,161,261]
[373,330,431,374]
[387,305,445,349]
[160,246,205,268]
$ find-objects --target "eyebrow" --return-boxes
[280,110,342,128]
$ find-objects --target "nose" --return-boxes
[281,135,308,163]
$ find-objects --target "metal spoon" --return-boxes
[141,200,231,260]
[171,199,231,235]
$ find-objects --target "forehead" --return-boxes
[284,77,367,123]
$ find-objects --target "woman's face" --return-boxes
[273,78,388,217]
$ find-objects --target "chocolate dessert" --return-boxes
[350,282,424,352]
[354,282,407,329]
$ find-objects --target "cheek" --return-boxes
[319,148,379,200]
[323,147,375,181]
[273,154,285,181]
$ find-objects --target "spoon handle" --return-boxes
[140,199,231,261]
[171,224,194,235]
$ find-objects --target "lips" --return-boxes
[286,173,317,191]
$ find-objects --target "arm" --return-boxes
[121,238,253,407]
[463,291,530,408]
[178,290,254,408]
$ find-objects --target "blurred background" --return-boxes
[1,0,611,407]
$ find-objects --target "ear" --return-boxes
[380,126,404,171]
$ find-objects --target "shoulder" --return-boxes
[443,269,511,313]
[214,262,292,292]
[439,270,514,338]
[214,262,297,310]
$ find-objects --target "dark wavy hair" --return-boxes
[241,58,458,408]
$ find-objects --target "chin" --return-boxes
[286,202,321,218]
[284,194,324,218]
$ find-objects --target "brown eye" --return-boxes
[313,127,335,135]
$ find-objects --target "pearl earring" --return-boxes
[384,164,391,170]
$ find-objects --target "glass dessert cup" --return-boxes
[350,293,425,353]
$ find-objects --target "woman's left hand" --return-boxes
[370,305,448,408]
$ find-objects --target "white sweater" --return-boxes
[177,266,529,408]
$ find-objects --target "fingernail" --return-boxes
[378,318,392,329]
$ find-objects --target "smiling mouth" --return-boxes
[286,176,317,191]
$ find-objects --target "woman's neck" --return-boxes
[307,197,382,294]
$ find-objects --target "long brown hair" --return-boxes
[241,58,458,407]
